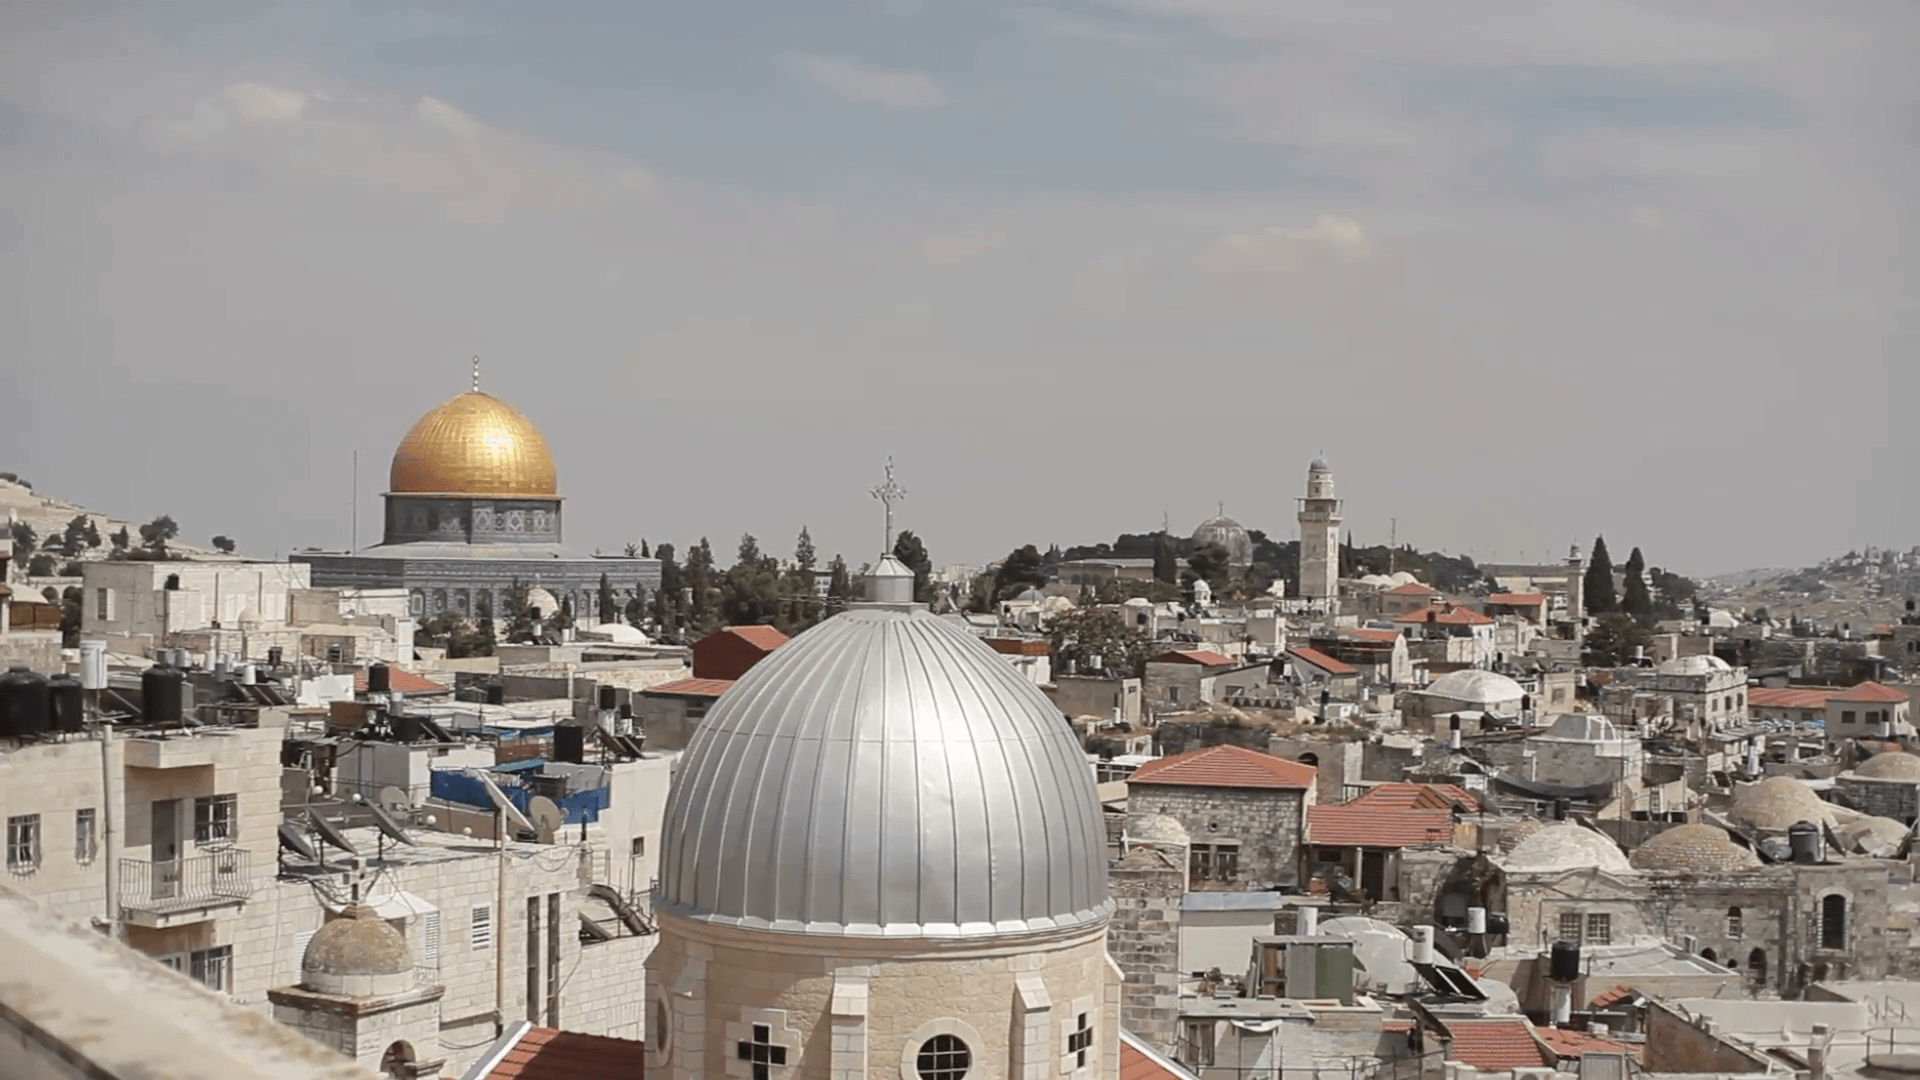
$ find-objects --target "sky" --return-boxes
[0,1,1914,577]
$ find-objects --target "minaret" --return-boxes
[1297,456,1342,602]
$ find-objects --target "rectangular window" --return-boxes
[526,896,542,1023]
[190,945,232,993]
[1558,911,1583,945]
[630,836,646,858]
[7,814,40,872]
[95,588,110,621]
[470,903,493,951]
[1842,711,1857,725]
[157,953,187,974]
[1167,686,1181,704]
[546,892,562,1027]
[1183,1021,1216,1068]
[1189,843,1240,884]
[194,794,238,846]
[1586,913,1612,946]
[75,808,97,863]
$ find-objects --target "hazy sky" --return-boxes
[2,2,1914,577]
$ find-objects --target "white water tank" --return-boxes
[1411,925,1435,965]
[79,641,108,690]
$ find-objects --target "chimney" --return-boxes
[1809,1023,1830,1080]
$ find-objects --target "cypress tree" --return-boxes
[1622,546,1655,627]
[1584,536,1617,615]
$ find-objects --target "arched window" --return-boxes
[916,1034,971,1080]
[381,1041,415,1079]
[1298,752,1319,768]
[1748,948,1768,988]
[1822,893,1847,949]
[1727,906,1743,938]
[1700,948,1718,964]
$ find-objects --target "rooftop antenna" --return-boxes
[870,456,907,553]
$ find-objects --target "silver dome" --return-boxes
[656,600,1112,938]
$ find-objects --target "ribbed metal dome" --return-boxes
[656,599,1111,938]
[389,391,557,497]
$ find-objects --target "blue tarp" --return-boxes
[429,768,606,825]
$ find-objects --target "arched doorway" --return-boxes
[1700,948,1718,964]
[381,1041,415,1079]
[1822,894,1847,949]
[1748,948,1768,989]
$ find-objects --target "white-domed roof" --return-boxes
[1389,571,1419,586]
[1426,669,1526,706]
[1127,814,1190,846]
[1730,776,1834,830]
[1655,654,1732,676]
[657,588,1111,938]
[1840,816,1910,857]
[1856,751,1920,781]
[1503,823,1634,875]
[1629,824,1760,874]
[1358,574,1395,588]
[1543,713,1623,742]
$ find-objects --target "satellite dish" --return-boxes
[278,822,318,860]
[379,786,409,814]
[367,801,417,848]
[528,796,564,844]
[309,811,359,855]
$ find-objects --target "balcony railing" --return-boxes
[121,850,254,917]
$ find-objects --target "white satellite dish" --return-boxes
[528,796,564,845]
[379,786,409,814]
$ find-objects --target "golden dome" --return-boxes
[389,391,558,497]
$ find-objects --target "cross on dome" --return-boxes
[870,456,907,553]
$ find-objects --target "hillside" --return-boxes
[1702,546,1920,626]
[1,476,213,577]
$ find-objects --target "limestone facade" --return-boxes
[1106,851,1185,1055]
[1125,783,1307,889]
[646,911,1120,1080]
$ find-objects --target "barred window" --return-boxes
[191,946,232,993]
[75,808,97,863]
[1558,911,1582,945]
[7,815,40,872]
[194,794,237,846]
[1586,913,1612,946]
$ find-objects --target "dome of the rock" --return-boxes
[388,391,557,497]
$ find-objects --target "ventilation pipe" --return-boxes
[1299,906,1319,936]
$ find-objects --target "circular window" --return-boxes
[916,1034,971,1080]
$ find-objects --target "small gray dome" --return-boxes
[1630,824,1760,874]
[1309,456,1332,473]
[1191,516,1253,568]
[1730,776,1833,830]
[1128,814,1190,847]
[657,601,1111,938]
[1856,751,1920,780]
[302,905,413,997]
[1503,824,1633,875]
[1426,670,1526,707]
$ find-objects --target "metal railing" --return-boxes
[120,849,254,912]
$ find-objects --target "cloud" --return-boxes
[917,227,1009,266]
[788,53,948,109]
[415,96,481,139]
[1196,215,1372,275]
[223,83,308,126]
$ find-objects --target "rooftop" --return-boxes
[1749,686,1841,710]
[1308,803,1454,847]
[1394,605,1494,626]
[1443,1019,1553,1071]
[470,1023,647,1080]
[1351,782,1481,813]
[1150,649,1236,667]
[1128,744,1316,791]
[351,667,451,696]
[1487,593,1548,605]
[701,624,789,651]
[643,676,735,698]
[1288,645,1358,676]
[1833,681,1908,704]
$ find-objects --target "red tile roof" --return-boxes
[352,668,451,695]
[985,636,1052,656]
[644,677,735,698]
[1308,803,1454,847]
[1150,649,1236,667]
[1394,605,1494,626]
[478,1026,646,1080]
[1387,582,1440,595]
[1340,628,1402,643]
[1749,686,1840,710]
[1589,984,1636,1008]
[718,624,789,651]
[1444,1019,1553,1071]
[1119,1031,1198,1080]
[1487,593,1547,605]
[1537,1027,1639,1062]
[1288,646,1357,676]
[1352,782,1481,813]
[1834,681,1909,704]
[1128,744,1316,791]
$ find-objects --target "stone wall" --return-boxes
[1108,851,1184,1056]
[1836,775,1920,822]
[1126,784,1304,889]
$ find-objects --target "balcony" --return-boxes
[120,849,253,928]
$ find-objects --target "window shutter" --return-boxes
[471,903,493,951]
[422,910,441,963]
[290,931,314,982]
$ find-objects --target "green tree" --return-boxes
[10,521,36,556]
[474,592,498,655]
[891,530,933,603]
[625,593,646,627]
[795,526,817,572]
[641,539,651,558]
[1184,541,1232,595]
[60,515,90,556]
[653,543,682,630]
[27,553,55,576]
[1584,535,1617,615]
[211,535,236,554]
[58,585,82,647]
[623,542,639,557]
[684,538,722,635]
[1621,546,1655,627]
[990,544,1048,603]
[1585,611,1652,666]
[553,596,575,632]
[138,515,179,555]
[598,573,617,623]
[1049,609,1154,679]
[505,580,537,643]
[723,534,783,627]
[110,525,130,553]
[1152,533,1178,584]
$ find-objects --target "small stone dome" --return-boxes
[1191,516,1253,569]
[302,904,414,997]
[1426,670,1527,707]
[1840,816,1910,857]
[1498,818,1545,852]
[1730,776,1834,830]
[1629,824,1760,874]
[1503,823,1634,875]
[1309,456,1332,473]
[1856,751,1920,780]
[1655,654,1732,676]
[1128,814,1190,847]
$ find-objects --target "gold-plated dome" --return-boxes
[388,391,557,497]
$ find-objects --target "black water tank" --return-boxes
[597,684,617,711]
[554,725,585,764]
[1,667,52,737]
[1550,940,1581,982]
[1553,798,1570,821]
[267,646,284,668]
[142,665,185,726]
[485,682,505,706]
[1789,820,1822,864]
[1485,911,1510,935]
[48,674,84,732]
[367,663,391,694]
